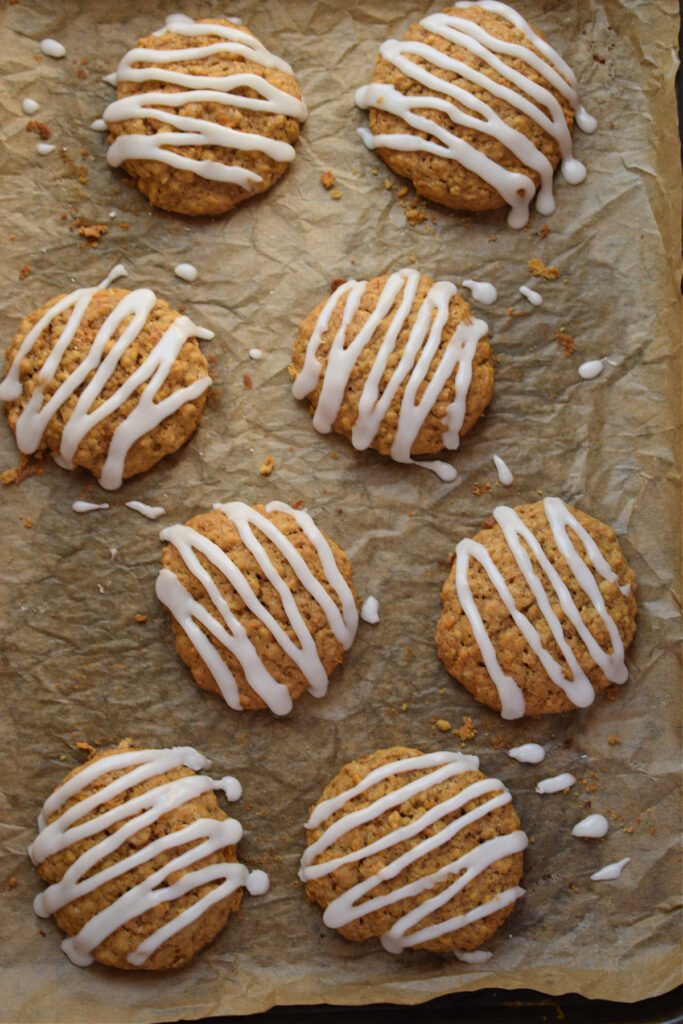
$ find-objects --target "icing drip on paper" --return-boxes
[572,813,608,838]
[535,772,576,794]
[292,267,488,483]
[492,454,513,485]
[355,1,595,227]
[90,118,107,131]
[36,143,55,155]
[508,743,545,764]
[22,98,40,115]
[0,269,213,490]
[455,949,493,962]
[126,500,166,520]
[29,746,269,967]
[461,279,497,305]
[40,39,66,58]
[103,17,307,189]
[360,596,380,623]
[519,285,543,306]
[591,857,630,881]
[454,497,630,719]
[73,501,110,514]
[578,358,605,380]
[156,501,358,715]
[174,263,198,282]
[300,750,527,954]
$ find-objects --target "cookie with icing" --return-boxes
[355,2,597,228]
[29,741,269,970]
[435,498,637,718]
[289,268,494,482]
[156,501,359,715]
[103,15,307,216]
[300,746,526,954]
[0,275,212,490]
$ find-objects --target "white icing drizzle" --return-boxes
[102,72,117,86]
[292,268,488,483]
[29,746,269,967]
[40,38,66,59]
[355,1,595,227]
[36,142,55,155]
[0,272,213,490]
[300,750,527,954]
[519,285,543,306]
[72,501,109,514]
[492,454,513,485]
[360,596,380,624]
[508,743,545,764]
[578,358,605,380]
[455,948,493,962]
[22,98,40,115]
[103,18,307,190]
[453,496,630,719]
[249,348,264,360]
[591,857,630,881]
[572,813,608,838]
[90,118,107,132]
[535,772,576,794]
[126,500,166,520]
[156,500,358,715]
[174,263,198,282]
[461,279,497,305]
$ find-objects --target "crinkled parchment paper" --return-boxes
[0,1,680,1021]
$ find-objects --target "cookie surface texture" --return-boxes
[355,2,596,227]
[156,501,358,715]
[29,742,269,970]
[0,280,212,489]
[290,268,493,480]
[104,16,307,216]
[435,498,638,718]
[300,746,526,954]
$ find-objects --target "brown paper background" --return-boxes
[0,1,681,1020]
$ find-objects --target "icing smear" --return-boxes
[156,501,359,715]
[454,497,631,719]
[355,1,596,228]
[29,746,269,967]
[103,17,307,190]
[0,264,213,490]
[300,750,527,954]
[292,267,489,483]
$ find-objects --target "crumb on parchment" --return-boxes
[529,257,559,279]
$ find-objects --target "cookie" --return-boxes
[289,268,493,482]
[355,2,597,228]
[103,15,307,216]
[435,498,638,718]
[156,500,358,715]
[0,269,212,489]
[29,742,269,970]
[300,746,526,954]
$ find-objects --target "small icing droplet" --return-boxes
[125,500,165,520]
[174,263,198,282]
[103,72,117,86]
[492,454,513,486]
[72,501,109,514]
[591,857,630,881]
[508,743,545,765]
[360,596,380,624]
[578,359,605,380]
[572,813,609,839]
[519,285,543,306]
[36,143,55,155]
[247,869,270,896]
[108,211,117,219]
[461,279,497,305]
[535,772,576,794]
[455,949,493,963]
[40,38,66,59]
[249,348,264,360]
[90,118,107,132]
[22,98,40,115]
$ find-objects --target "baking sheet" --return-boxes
[0,0,681,1021]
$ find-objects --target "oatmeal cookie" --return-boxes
[355,2,596,228]
[0,280,212,489]
[300,746,526,954]
[104,16,307,216]
[289,268,493,481]
[435,498,637,718]
[156,501,358,715]
[29,741,268,970]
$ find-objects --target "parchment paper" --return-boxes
[0,1,681,1021]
